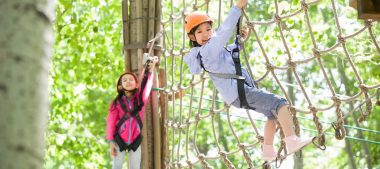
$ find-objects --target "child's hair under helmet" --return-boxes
[185,11,213,34]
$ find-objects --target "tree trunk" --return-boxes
[0,0,55,168]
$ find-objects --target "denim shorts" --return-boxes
[231,85,288,119]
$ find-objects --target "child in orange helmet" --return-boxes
[184,0,312,161]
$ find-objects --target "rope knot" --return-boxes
[338,35,346,44]
[218,151,227,157]
[170,122,175,128]
[198,154,205,160]
[169,14,174,20]
[209,110,215,116]
[359,84,368,92]
[312,48,321,58]
[288,60,296,69]
[195,114,201,121]
[301,1,309,11]
[238,143,245,150]
[308,106,317,113]
[331,96,341,105]
[289,106,297,114]
[265,63,274,71]
[247,22,255,29]
[192,4,198,10]
[274,14,281,23]
[256,135,264,143]
[220,151,236,169]
[176,122,182,129]
[365,20,373,27]
[186,160,192,166]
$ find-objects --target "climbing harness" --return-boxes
[197,17,255,110]
[113,58,153,152]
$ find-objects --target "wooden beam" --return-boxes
[358,0,380,20]
[350,0,357,9]
[122,0,131,72]
[159,68,168,169]
[123,0,163,168]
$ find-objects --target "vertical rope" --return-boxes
[275,119,286,168]
[330,0,373,122]
[310,107,326,149]
[366,21,380,54]
[331,97,346,140]
[219,151,236,169]
[226,107,251,168]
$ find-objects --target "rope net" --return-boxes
[152,0,380,168]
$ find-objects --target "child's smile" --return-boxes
[201,39,210,44]
[194,22,213,46]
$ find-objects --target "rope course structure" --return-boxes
[146,0,380,168]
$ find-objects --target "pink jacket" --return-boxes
[106,72,153,144]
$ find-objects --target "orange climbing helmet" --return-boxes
[185,11,213,34]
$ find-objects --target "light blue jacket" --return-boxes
[184,6,253,105]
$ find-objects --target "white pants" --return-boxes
[112,145,141,169]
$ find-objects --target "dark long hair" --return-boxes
[111,72,138,109]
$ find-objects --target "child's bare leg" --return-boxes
[264,119,276,145]
[277,105,312,154]
[262,119,277,161]
[277,105,295,137]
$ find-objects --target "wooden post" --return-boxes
[349,0,357,9]
[152,70,161,169]
[123,0,163,168]
[122,0,130,71]
[159,68,169,169]
[152,0,163,168]
[357,0,380,20]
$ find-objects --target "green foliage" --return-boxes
[46,0,123,168]
[49,0,380,168]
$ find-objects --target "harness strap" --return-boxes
[115,65,151,135]
[197,17,255,110]
[197,50,245,80]
[232,18,253,109]
[115,100,130,131]
[113,65,152,152]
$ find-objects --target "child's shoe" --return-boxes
[283,135,312,154]
[261,144,277,161]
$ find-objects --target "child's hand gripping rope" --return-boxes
[143,53,158,71]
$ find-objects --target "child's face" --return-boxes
[193,22,213,46]
[121,74,137,91]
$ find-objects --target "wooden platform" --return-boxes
[357,0,380,20]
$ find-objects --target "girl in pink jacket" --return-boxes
[106,60,156,169]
